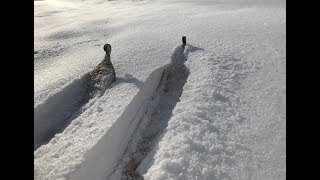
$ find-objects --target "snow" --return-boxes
[34,73,92,149]
[140,46,285,179]
[34,62,170,179]
[34,0,285,179]
[109,45,191,180]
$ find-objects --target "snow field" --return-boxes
[35,0,285,179]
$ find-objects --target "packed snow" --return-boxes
[34,0,286,179]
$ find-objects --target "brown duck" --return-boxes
[90,44,116,95]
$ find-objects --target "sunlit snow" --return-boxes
[34,0,286,179]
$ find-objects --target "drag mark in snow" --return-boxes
[108,45,202,180]
[34,73,92,150]
[33,45,200,179]
[122,64,189,180]
[34,70,114,150]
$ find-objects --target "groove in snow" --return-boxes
[34,68,114,150]
[34,45,200,180]
[108,45,203,180]
[121,64,189,180]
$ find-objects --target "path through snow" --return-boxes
[109,45,192,180]
[34,65,115,150]
[34,73,92,149]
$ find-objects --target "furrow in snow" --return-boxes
[34,69,113,150]
[117,64,189,180]
[65,64,170,180]
[34,73,92,150]
[34,57,169,180]
[108,45,203,180]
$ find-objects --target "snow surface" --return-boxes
[140,46,286,179]
[34,0,285,179]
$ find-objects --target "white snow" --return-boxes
[140,46,286,179]
[34,0,285,179]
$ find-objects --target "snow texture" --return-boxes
[140,47,285,179]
